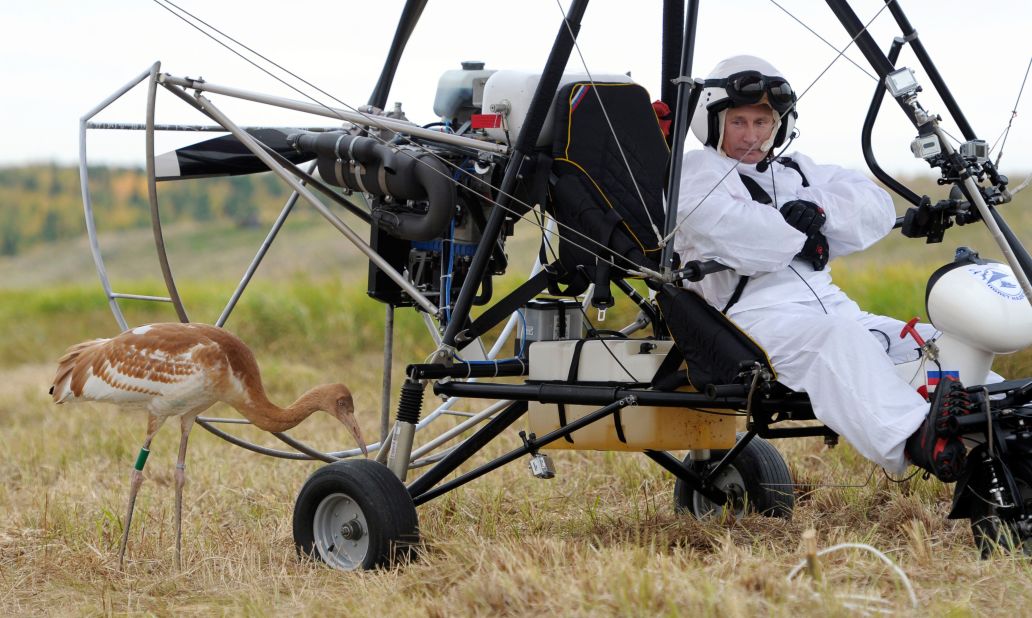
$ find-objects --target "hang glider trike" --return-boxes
[78,0,1032,570]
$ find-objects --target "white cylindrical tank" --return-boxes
[926,258,1032,354]
[479,70,635,146]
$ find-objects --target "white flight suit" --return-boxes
[673,146,930,473]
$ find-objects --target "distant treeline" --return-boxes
[0,165,296,256]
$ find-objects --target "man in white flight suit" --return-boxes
[673,55,970,481]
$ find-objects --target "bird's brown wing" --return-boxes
[53,324,219,404]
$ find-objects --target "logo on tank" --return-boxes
[967,266,1025,301]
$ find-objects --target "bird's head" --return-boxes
[315,384,367,457]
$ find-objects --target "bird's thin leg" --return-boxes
[119,414,164,569]
[173,415,193,571]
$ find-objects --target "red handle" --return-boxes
[900,317,926,347]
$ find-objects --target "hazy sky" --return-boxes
[3,0,1030,177]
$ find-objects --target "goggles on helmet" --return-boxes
[703,71,795,112]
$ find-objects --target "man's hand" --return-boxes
[798,230,829,271]
[779,200,825,236]
[779,200,828,270]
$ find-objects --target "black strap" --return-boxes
[557,338,592,444]
[556,338,629,444]
[721,275,750,314]
[613,407,627,443]
[738,174,772,205]
[777,156,810,187]
[723,159,809,314]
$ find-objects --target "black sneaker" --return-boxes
[906,377,968,482]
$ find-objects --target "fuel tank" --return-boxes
[926,248,1032,354]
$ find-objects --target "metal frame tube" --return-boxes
[158,74,508,156]
[860,38,923,206]
[660,0,701,271]
[407,401,527,500]
[883,0,976,141]
[168,87,440,316]
[441,0,590,348]
[933,126,1032,304]
[381,304,395,442]
[214,162,315,327]
[411,397,632,505]
[145,62,191,323]
[824,0,918,125]
[79,64,160,331]
[643,450,728,504]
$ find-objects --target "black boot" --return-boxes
[906,377,970,482]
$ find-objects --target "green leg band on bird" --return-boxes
[134,447,151,471]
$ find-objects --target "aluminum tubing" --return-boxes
[389,421,417,481]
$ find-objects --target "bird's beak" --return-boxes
[340,412,368,458]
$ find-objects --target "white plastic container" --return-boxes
[927,261,1032,354]
[479,70,635,146]
[433,61,497,123]
[527,339,736,451]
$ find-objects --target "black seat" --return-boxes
[547,81,669,297]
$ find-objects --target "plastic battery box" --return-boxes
[527,339,736,451]
[515,299,584,357]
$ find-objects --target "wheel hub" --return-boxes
[692,465,748,518]
[340,518,364,541]
[312,492,371,570]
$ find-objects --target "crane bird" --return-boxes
[50,322,367,568]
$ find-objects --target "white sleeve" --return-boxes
[674,150,805,276]
[792,153,896,257]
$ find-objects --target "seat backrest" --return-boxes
[547,82,669,294]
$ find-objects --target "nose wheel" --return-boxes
[673,434,794,519]
[293,459,419,570]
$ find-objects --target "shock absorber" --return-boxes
[388,379,424,481]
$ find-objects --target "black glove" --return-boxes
[798,230,829,271]
[779,200,825,236]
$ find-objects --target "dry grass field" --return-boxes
[4,201,1032,615]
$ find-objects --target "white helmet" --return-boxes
[690,55,797,155]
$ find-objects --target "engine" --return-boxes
[288,62,634,323]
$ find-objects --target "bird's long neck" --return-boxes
[238,388,324,433]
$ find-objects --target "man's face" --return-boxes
[721,104,775,164]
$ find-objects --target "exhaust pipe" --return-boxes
[290,131,456,241]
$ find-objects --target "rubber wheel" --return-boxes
[969,458,1032,558]
[293,459,419,570]
[673,433,794,519]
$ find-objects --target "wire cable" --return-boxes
[150,0,657,280]
[555,0,663,245]
[993,56,1032,167]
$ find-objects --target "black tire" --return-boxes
[969,458,1032,559]
[673,433,794,519]
[293,459,419,570]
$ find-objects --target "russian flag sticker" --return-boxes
[927,370,960,387]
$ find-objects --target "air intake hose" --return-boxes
[289,131,456,241]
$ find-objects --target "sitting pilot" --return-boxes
[673,55,970,481]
